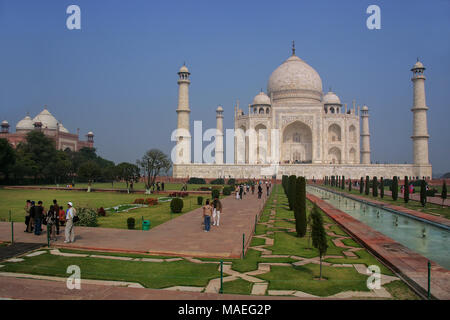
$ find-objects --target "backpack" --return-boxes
[72,208,79,223]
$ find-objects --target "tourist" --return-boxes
[266,183,270,196]
[251,184,255,195]
[65,202,76,243]
[24,200,31,232]
[51,199,60,235]
[28,201,36,233]
[161,182,165,191]
[58,206,66,226]
[212,196,223,227]
[202,199,212,232]
[47,202,58,241]
[34,201,44,236]
[258,184,263,199]
[235,186,240,200]
[239,185,244,200]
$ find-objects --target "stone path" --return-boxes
[0,242,44,261]
[0,190,268,259]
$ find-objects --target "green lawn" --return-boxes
[41,182,217,192]
[222,278,253,295]
[0,251,219,289]
[0,188,203,229]
[323,185,450,219]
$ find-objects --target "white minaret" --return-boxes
[215,105,224,164]
[175,64,191,164]
[360,105,371,164]
[411,59,430,165]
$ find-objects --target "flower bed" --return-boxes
[133,198,159,205]
[168,192,189,198]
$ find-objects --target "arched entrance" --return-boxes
[281,121,313,164]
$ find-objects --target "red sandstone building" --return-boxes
[1,108,94,151]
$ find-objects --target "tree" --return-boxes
[287,175,296,210]
[365,176,370,195]
[294,176,307,237]
[282,175,288,196]
[0,138,16,181]
[137,149,172,193]
[311,204,328,280]
[442,181,447,207]
[420,180,427,207]
[77,160,101,185]
[102,165,118,188]
[341,176,345,189]
[45,150,72,185]
[392,176,398,201]
[372,177,378,197]
[360,177,364,194]
[380,177,384,198]
[404,176,409,203]
[349,179,352,192]
[116,162,140,192]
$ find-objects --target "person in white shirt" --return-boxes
[64,202,75,243]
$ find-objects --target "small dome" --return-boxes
[16,115,34,130]
[87,131,94,136]
[33,108,58,130]
[361,105,369,111]
[179,65,189,73]
[216,105,223,112]
[323,91,341,105]
[252,91,271,105]
[58,123,69,133]
[1,120,9,126]
[412,60,424,69]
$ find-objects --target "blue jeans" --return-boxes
[34,218,41,235]
[204,216,211,231]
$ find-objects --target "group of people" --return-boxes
[235,181,272,200]
[201,196,223,232]
[24,199,77,243]
[151,181,165,192]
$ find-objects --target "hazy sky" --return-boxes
[1,0,449,174]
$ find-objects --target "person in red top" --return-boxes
[58,206,66,226]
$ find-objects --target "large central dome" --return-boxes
[267,54,323,102]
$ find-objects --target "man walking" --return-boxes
[258,184,263,199]
[212,196,223,227]
[24,200,31,232]
[51,199,60,235]
[34,201,44,235]
[65,202,76,243]
[28,201,36,233]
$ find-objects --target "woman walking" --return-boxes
[202,199,212,232]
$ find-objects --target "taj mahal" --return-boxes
[172,43,432,180]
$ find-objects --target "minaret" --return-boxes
[175,64,191,164]
[411,59,429,165]
[360,105,371,164]
[215,106,224,164]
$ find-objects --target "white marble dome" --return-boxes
[179,65,189,73]
[16,115,34,131]
[323,91,341,105]
[33,109,58,130]
[58,123,69,133]
[252,91,271,105]
[413,60,424,69]
[267,54,322,98]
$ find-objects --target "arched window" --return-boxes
[259,108,264,114]
[330,107,335,114]
[266,108,270,114]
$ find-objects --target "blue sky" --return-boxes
[1,0,449,174]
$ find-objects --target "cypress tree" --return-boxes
[380,177,384,198]
[372,177,378,197]
[294,176,307,237]
[282,175,288,196]
[420,180,427,207]
[287,175,296,210]
[311,204,328,280]
[342,176,345,189]
[392,176,398,201]
[404,176,409,203]
[365,176,370,195]
[360,177,364,194]
[442,181,447,207]
[349,179,352,192]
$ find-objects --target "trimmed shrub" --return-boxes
[365,176,370,195]
[372,177,378,197]
[222,186,232,196]
[188,177,206,184]
[74,207,98,227]
[341,176,345,189]
[380,177,384,198]
[127,217,135,230]
[197,196,203,205]
[442,181,447,206]
[392,176,398,201]
[170,198,184,213]
[227,178,236,186]
[287,175,297,210]
[360,177,364,194]
[211,178,225,185]
[349,179,352,192]
[420,180,427,207]
[294,176,307,237]
[211,189,220,199]
[404,176,409,203]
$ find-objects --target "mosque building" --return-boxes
[1,107,94,151]
[172,43,432,179]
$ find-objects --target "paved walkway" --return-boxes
[0,191,268,259]
[307,193,450,300]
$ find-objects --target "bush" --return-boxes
[212,189,220,199]
[294,176,307,237]
[197,196,203,205]
[97,207,106,217]
[227,178,236,186]
[188,177,206,184]
[74,207,98,227]
[211,178,225,185]
[127,217,135,230]
[170,198,184,213]
[222,186,232,196]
